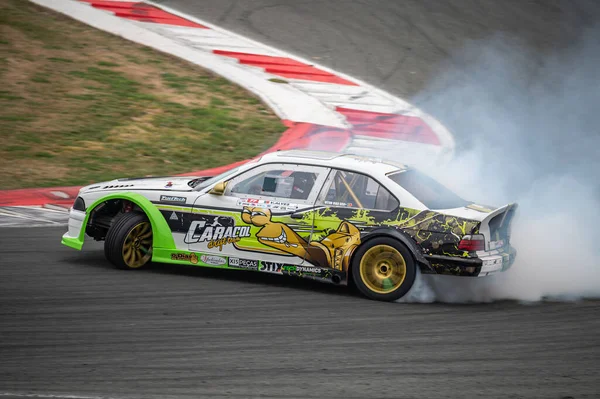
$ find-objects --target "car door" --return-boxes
[309,169,400,271]
[188,163,330,270]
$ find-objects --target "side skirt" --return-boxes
[152,248,346,284]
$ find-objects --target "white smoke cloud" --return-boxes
[398,24,600,302]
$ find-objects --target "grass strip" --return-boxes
[0,0,285,189]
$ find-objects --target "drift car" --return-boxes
[62,150,517,301]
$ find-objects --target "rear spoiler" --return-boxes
[498,203,517,229]
[479,203,518,250]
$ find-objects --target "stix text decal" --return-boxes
[259,262,283,274]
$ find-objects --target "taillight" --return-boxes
[458,234,485,251]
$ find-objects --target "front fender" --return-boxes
[61,192,176,251]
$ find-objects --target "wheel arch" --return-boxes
[352,227,432,274]
[76,192,175,250]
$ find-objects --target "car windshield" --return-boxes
[193,166,242,190]
[388,169,470,209]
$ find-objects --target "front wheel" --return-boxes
[104,212,153,270]
[351,237,416,301]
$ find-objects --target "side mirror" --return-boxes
[209,181,228,195]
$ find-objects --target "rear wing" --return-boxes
[479,203,518,251]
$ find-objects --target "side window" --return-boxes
[323,170,399,211]
[229,168,319,200]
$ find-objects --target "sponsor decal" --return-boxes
[228,257,259,271]
[184,217,251,251]
[324,200,353,207]
[160,195,186,203]
[171,252,198,264]
[259,261,283,274]
[200,254,227,266]
[282,265,323,274]
[236,198,299,211]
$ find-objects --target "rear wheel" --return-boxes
[104,212,153,270]
[351,237,416,301]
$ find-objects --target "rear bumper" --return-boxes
[423,246,516,277]
[478,246,517,276]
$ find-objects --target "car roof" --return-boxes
[258,150,409,175]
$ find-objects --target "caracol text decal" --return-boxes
[184,216,251,251]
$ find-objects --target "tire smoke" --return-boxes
[399,24,600,302]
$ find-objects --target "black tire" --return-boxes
[351,236,416,301]
[104,212,153,270]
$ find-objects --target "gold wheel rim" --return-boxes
[359,245,406,294]
[122,221,153,268]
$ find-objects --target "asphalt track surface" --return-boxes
[1,227,599,399]
[2,1,600,398]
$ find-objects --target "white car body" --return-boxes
[63,150,517,295]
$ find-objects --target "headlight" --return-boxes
[73,196,86,211]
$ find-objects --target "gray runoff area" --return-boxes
[1,1,599,399]
[0,206,68,227]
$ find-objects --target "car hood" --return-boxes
[79,176,209,193]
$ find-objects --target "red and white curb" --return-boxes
[1,0,456,226]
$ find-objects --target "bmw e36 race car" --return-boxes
[62,150,517,301]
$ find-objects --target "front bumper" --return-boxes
[61,208,86,250]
